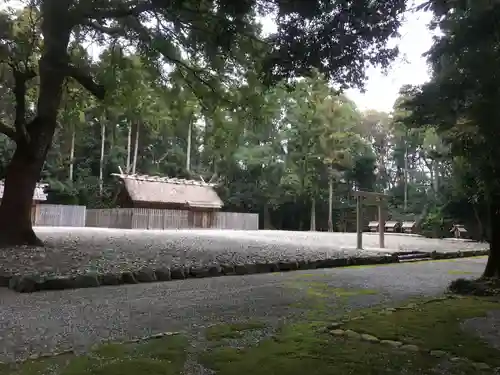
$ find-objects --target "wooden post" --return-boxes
[378,200,385,248]
[356,195,363,249]
[352,190,389,251]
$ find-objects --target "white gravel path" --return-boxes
[0,227,488,279]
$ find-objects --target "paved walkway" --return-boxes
[0,256,487,362]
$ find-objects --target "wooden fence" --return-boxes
[85,208,259,230]
[215,211,258,230]
[34,204,87,227]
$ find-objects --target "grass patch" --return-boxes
[343,296,500,366]
[287,280,378,299]
[200,322,483,375]
[448,270,477,275]
[292,272,332,278]
[4,295,498,375]
[206,321,267,341]
[287,281,380,322]
[2,334,189,375]
[200,296,500,375]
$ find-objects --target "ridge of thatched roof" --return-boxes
[112,173,223,209]
[0,181,48,201]
[112,173,218,186]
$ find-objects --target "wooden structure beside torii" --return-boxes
[352,190,389,250]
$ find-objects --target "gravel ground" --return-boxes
[0,227,488,278]
[462,310,500,349]
[0,256,487,362]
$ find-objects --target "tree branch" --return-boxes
[124,17,226,96]
[66,64,105,99]
[73,1,155,21]
[82,19,124,35]
[12,67,36,145]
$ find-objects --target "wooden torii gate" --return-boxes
[352,190,389,250]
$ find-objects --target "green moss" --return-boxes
[66,358,175,375]
[200,297,499,375]
[286,280,380,323]
[59,356,101,375]
[4,294,499,375]
[448,270,477,275]
[347,263,395,269]
[133,335,189,363]
[308,285,377,299]
[343,296,500,366]
[2,334,189,375]
[287,280,378,299]
[292,273,331,278]
[201,323,438,375]
[206,321,267,341]
[291,281,377,310]
[92,343,130,359]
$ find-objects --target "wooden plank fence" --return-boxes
[34,204,87,227]
[84,208,133,229]
[215,211,259,230]
[31,205,258,230]
[86,208,258,230]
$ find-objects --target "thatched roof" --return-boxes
[384,221,400,228]
[113,173,223,209]
[0,181,48,201]
[402,221,416,228]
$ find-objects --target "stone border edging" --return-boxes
[4,249,489,293]
[325,295,495,372]
[329,326,493,371]
[429,249,488,260]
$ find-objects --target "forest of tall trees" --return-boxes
[36,75,462,235]
[0,0,497,266]
[0,0,409,245]
[0,1,488,241]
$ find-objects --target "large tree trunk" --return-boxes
[186,119,192,172]
[429,162,434,192]
[310,196,316,231]
[483,198,499,278]
[0,145,47,246]
[472,203,485,242]
[69,127,75,181]
[132,122,139,174]
[0,0,71,246]
[434,162,440,192]
[99,119,105,195]
[126,122,132,173]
